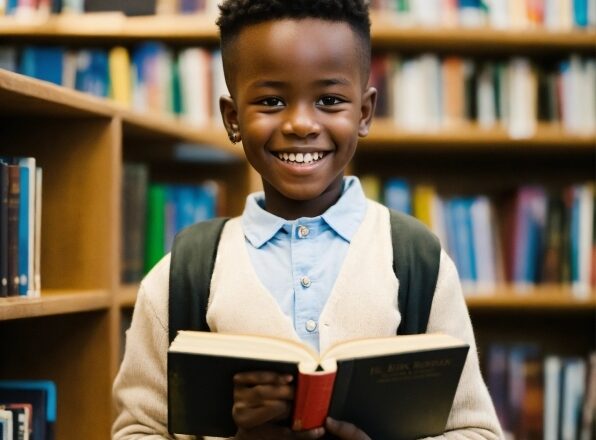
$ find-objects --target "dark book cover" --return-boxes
[168,339,469,439]
[121,163,148,283]
[168,352,298,437]
[84,0,156,16]
[0,162,8,297]
[6,165,19,296]
[326,346,469,439]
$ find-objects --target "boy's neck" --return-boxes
[262,178,344,220]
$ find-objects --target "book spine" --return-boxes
[291,371,336,431]
[17,165,29,296]
[6,165,20,296]
[0,162,8,297]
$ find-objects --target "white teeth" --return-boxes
[276,151,326,163]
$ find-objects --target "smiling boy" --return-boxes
[112,1,503,439]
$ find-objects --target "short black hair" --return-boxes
[216,0,371,91]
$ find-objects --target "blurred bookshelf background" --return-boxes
[0,0,595,438]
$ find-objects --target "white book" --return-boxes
[561,55,583,134]
[544,356,562,440]
[412,0,442,26]
[396,58,427,131]
[544,0,560,29]
[211,50,229,130]
[156,49,174,114]
[560,0,574,30]
[179,48,211,127]
[470,196,496,293]
[507,58,536,139]
[561,359,587,440]
[477,63,497,128]
[62,50,78,90]
[579,59,596,134]
[487,0,510,29]
[0,409,12,440]
[421,54,441,131]
[589,0,596,26]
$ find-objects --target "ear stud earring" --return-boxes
[228,132,241,144]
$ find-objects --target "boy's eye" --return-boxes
[259,97,285,107]
[316,96,344,106]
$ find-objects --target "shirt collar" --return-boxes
[242,176,367,248]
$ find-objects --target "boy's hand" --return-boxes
[232,371,324,440]
[324,417,371,440]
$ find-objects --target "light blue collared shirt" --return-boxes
[241,176,367,352]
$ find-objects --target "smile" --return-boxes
[275,152,326,164]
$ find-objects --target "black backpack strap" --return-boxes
[168,217,229,344]
[390,209,441,335]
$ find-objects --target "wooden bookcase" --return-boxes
[0,13,595,438]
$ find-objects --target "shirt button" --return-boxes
[300,276,312,288]
[305,320,317,332]
[298,225,310,238]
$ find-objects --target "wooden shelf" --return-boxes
[0,289,111,321]
[371,14,596,53]
[118,284,139,308]
[362,120,596,151]
[0,13,594,52]
[466,285,596,311]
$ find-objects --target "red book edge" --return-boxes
[291,370,336,431]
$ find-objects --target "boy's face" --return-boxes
[220,18,376,207]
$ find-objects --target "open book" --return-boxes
[168,331,469,439]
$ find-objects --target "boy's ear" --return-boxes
[358,86,377,138]
[219,95,241,141]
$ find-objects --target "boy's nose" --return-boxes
[281,105,321,138]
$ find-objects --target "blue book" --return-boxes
[384,178,411,214]
[175,186,197,232]
[569,186,581,286]
[449,198,477,287]
[0,380,57,440]
[19,47,65,86]
[75,49,110,98]
[573,0,588,27]
[193,184,217,223]
[164,185,178,252]
[5,0,18,14]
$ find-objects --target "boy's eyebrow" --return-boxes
[250,78,352,89]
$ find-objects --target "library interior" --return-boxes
[0,0,595,439]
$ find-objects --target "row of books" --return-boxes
[362,177,595,296]
[0,0,219,17]
[0,44,226,128]
[485,345,595,440]
[0,380,56,440]
[371,0,596,30]
[122,163,222,283]
[371,54,596,137]
[4,44,595,138]
[2,0,595,31]
[0,158,41,298]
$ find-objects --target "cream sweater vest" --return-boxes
[112,201,504,439]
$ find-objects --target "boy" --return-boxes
[113,1,504,439]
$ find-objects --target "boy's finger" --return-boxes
[325,417,371,440]
[234,383,295,404]
[234,371,293,385]
[232,399,290,429]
